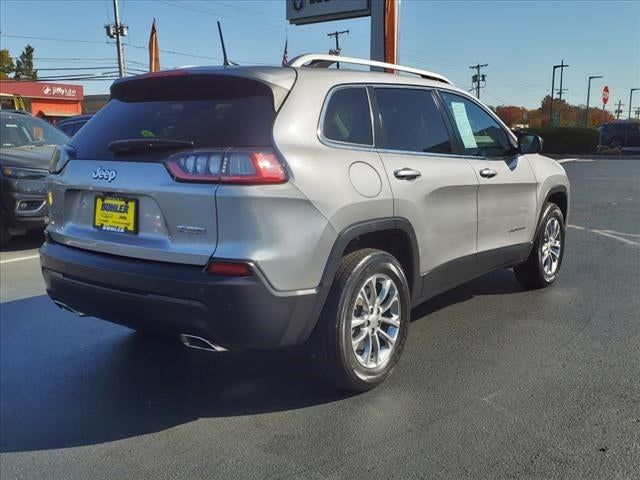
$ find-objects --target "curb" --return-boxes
[547,154,640,160]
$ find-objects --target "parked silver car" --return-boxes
[40,54,569,391]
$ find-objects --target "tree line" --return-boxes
[495,95,616,129]
[0,45,38,80]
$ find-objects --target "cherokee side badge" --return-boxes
[176,225,206,234]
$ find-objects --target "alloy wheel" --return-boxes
[350,274,401,369]
[541,216,562,277]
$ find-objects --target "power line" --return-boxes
[1,34,109,44]
[209,0,284,21]
[490,65,540,88]
[1,33,222,63]
[154,0,283,30]
[125,42,222,61]
[35,66,116,71]
[34,57,116,61]
[483,90,510,105]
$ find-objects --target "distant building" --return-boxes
[0,80,84,124]
[83,94,110,114]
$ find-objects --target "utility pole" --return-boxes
[585,75,603,128]
[469,63,487,99]
[615,100,625,120]
[634,107,640,120]
[327,30,349,69]
[629,88,640,120]
[557,60,569,124]
[104,0,127,77]
[550,61,569,126]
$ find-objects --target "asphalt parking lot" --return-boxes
[1,158,638,480]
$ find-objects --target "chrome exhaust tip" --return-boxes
[179,334,227,352]
[53,300,86,317]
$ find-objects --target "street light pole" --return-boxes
[586,75,603,128]
[629,88,640,120]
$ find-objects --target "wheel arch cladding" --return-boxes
[298,217,421,345]
[545,186,568,222]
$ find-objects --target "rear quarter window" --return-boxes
[322,87,373,146]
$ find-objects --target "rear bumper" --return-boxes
[39,240,320,350]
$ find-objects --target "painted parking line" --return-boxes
[0,254,40,265]
[568,225,640,246]
[557,159,596,164]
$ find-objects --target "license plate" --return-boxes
[94,196,138,234]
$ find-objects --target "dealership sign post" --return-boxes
[286,0,398,67]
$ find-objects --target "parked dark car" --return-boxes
[0,110,69,246]
[598,121,640,150]
[56,114,93,137]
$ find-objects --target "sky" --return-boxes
[1,0,638,110]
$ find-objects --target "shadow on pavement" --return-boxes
[0,232,44,253]
[0,295,353,453]
[411,268,523,320]
[1,269,523,453]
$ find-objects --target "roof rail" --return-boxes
[287,53,453,85]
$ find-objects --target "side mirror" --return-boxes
[518,133,543,154]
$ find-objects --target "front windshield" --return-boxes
[0,113,69,148]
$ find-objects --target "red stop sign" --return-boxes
[602,85,610,105]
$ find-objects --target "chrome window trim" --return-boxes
[317,84,375,149]
[317,82,519,162]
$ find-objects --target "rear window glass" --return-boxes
[322,87,373,146]
[71,75,275,159]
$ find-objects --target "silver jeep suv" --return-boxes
[40,54,569,391]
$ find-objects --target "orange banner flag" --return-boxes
[149,18,160,72]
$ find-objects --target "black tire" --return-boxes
[0,219,11,248]
[308,248,411,391]
[514,203,565,289]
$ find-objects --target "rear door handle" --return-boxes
[394,168,422,180]
[479,168,498,178]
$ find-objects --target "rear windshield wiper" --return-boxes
[108,138,194,155]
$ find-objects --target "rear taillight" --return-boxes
[165,152,222,182]
[165,149,287,185]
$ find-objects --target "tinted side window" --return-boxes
[322,87,373,145]
[375,88,452,154]
[441,92,513,158]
